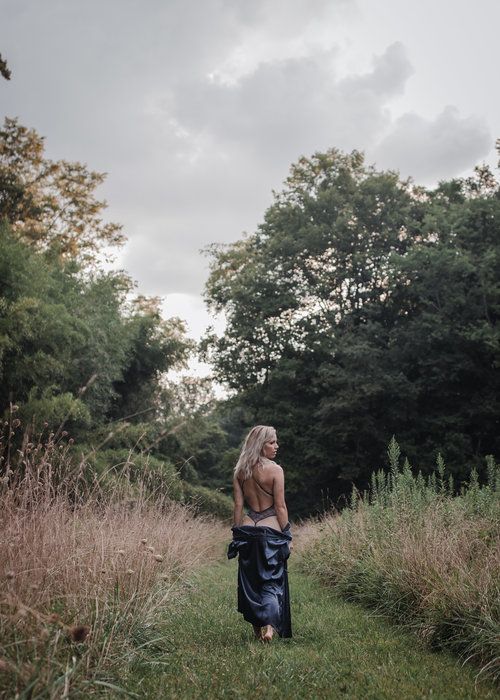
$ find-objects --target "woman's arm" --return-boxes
[273,466,289,531]
[232,476,244,526]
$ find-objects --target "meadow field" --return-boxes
[0,421,227,698]
[2,10,500,697]
[1,426,499,698]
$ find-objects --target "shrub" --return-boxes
[299,439,500,683]
[82,447,183,500]
[182,482,233,520]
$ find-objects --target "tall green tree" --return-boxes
[0,223,190,431]
[203,149,424,387]
[203,150,500,515]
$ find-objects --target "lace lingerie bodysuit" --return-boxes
[240,473,277,524]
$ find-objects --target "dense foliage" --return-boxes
[0,117,124,262]
[203,149,500,515]
[0,222,190,433]
[0,117,232,517]
[299,439,500,682]
[2,115,498,519]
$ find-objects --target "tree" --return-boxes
[202,149,423,388]
[0,118,124,264]
[0,223,191,431]
[0,54,11,80]
[202,149,500,515]
[109,296,192,421]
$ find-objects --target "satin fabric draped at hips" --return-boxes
[227,524,292,638]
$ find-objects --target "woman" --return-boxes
[228,425,292,642]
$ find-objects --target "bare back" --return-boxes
[239,460,282,529]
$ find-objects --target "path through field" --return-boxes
[128,559,497,699]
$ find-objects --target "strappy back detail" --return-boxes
[239,469,276,525]
[251,473,273,498]
[238,471,274,501]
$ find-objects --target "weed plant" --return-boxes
[299,438,500,683]
[0,405,227,697]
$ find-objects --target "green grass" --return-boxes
[126,558,498,699]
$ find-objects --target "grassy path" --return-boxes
[127,559,497,699]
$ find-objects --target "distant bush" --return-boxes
[82,447,183,500]
[182,482,233,520]
[299,438,500,683]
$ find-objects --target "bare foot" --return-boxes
[261,625,274,643]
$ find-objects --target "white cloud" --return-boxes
[162,293,225,340]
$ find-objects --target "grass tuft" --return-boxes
[0,417,227,697]
[298,441,500,683]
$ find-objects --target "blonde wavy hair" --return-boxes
[234,425,276,481]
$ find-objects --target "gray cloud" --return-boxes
[117,42,419,291]
[371,106,491,183]
[171,42,413,158]
[1,0,494,303]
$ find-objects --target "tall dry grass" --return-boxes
[0,412,227,697]
[298,439,500,684]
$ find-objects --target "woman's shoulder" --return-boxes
[261,458,283,473]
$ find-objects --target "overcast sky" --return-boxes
[1,0,499,368]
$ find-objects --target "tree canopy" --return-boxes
[0,117,124,263]
[1,115,498,518]
[0,119,192,434]
[0,222,191,432]
[0,117,233,518]
[203,149,500,514]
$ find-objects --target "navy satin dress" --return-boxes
[228,524,292,638]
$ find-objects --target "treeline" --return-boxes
[0,221,188,433]
[2,117,499,519]
[0,117,232,516]
[202,148,500,515]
